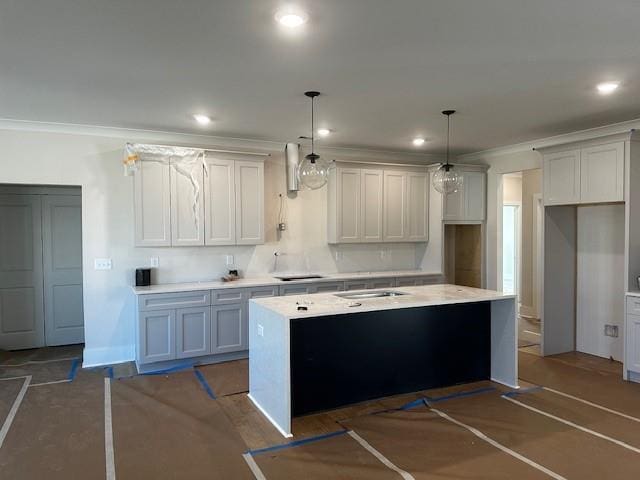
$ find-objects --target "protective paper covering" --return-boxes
[124,143,207,231]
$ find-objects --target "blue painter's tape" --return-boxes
[107,366,114,379]
[424,386,496,404]
[194,369,216,399]
[248,429,348,457]
[141,361,195,376]
[502,386,543,398]
[399,397,428,411]
[67,358,80,382]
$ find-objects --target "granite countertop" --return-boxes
[131,270,440,295]
[249,284,516,319]
[626,291,640,298]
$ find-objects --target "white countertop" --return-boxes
[627,291,640,298]
[131,270,439,295]
[250,284,515,319]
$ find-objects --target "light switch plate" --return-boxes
[94,258,112,270]
[257,324,264,337]
[150,257,159,268]
[226,255,234,266]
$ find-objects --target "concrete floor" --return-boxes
[1,346,638,479]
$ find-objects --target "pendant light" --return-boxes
[297,91,332,190]
[432,110,463,195]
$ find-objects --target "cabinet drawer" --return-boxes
[627,296,640,316]
[279,284,313,296]
[246,286,279,299]
[344,280,369,291]
[211,288,245,305]
[313,282,345,293]
[138,290,210,311]
[369,278,397,289]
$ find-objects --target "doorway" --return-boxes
[499,170,542,352]
[0,185,84,350]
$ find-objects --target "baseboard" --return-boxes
[82,345,135,368]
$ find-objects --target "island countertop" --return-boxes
[249,284,515,319]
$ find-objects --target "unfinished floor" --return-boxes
[1,347,639,479]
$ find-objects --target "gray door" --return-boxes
[176,306,210,359]
[42,195,84,346]
[0,195,45,349]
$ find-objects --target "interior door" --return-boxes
[0,194,45,349]
[42,195,84,346]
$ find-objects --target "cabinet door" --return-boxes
[406,172,429,241]
[383,171,407,241]
[360,169,383,242]
[134,160,171,246]
[176,307,210,359]
[337,168,362,242]
[463,171,486,221]
[580,142,624,203]
[211,304,247,354]
[235,161,264,245]
[443,187,464,221]
[204,157,236,246]
[543,149,581,205]
[627,314,640,373]
[139,309,176,364]
[170,161,205,246]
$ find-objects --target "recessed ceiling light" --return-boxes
[275,9,308,28]
[193,114,211,125]
[317,128,331,137]
[597,82,619,95]
[412,137,426,147]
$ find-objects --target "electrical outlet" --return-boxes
[257,324,264,337]
[150,257,159,268]
[380,249,386,260]
[604,325,619,337]
[335,250,343,261]
[94,258,112,270]
[226,255,234,266]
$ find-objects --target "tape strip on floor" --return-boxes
[194,369,217,399]
[248,429,348,456]
[67,358,80,382]
[0,375,32,449]
[243,453,267,480]
[502,395,640,454]
[347,430,415,480]
[104,378,116,480]
[0,357,79,368]
[541,386,640,423]
[431,407,566,480]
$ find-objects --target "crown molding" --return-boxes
[0,118,443,164]
[457,117,640,163]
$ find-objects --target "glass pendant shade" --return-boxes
[298,153,331,190]
[433,164,463,194]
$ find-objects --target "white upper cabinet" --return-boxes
[443,169,486,222]
[134,154,264,247]
[134,160,172,246]
[383,170,408,241]
[361,169,383,242]
[235,160,265,245]
[328,164,428,243]
[204,157,236,246]
[170,161,205,246]
[337,168,362,242]
[580,142,624,203]
[543,141,624,206]
[543,149,581,205]
[406,172,429,241]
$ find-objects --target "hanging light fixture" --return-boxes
[297,91,333,190]
[432,110,463,195]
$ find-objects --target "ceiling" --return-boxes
[2,0,640,155]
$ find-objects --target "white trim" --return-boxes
[242,453,267,480]
[458,118,640,162]
[0,375,31,449]
[347,431,415,480]
[29,379,71,387]
[431,408,565,479]
[247,394,293,438]
[0,117,443,164]
[82,345,134,368]
[104,378,116,480]
[502,395,640,454]
[0,357,77,367]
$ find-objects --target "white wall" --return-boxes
[0,125,443,366]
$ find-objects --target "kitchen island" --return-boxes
[248,284,517,437]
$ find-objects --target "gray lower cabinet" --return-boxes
[211,303,247,354]
[139,309,176,364]
[313,282,344,293]
[279,284,314,296]
[345,278,396,290]
[176,307,211,359]
[396,276,435,287]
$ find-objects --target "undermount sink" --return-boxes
[274,274,325,282]
[335,290,408,300]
